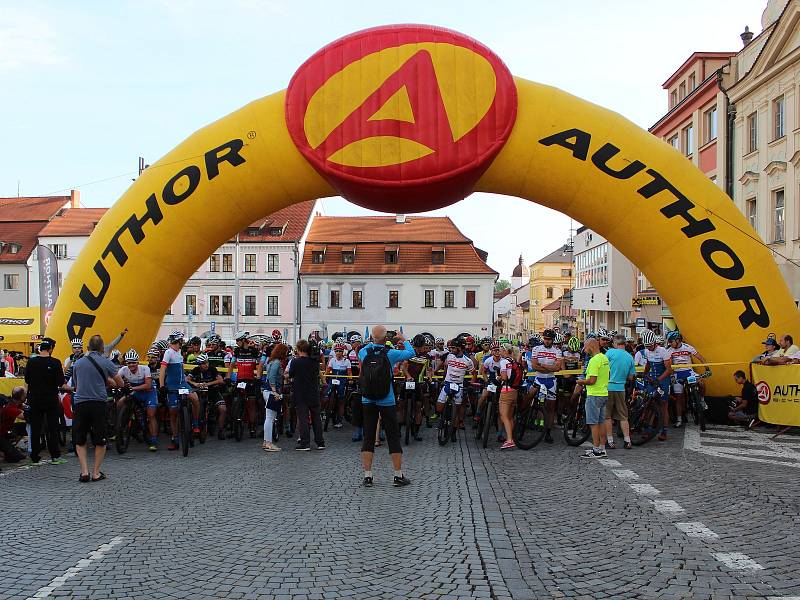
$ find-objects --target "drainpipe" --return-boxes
[717,69,736,200]
[294,242,300,344]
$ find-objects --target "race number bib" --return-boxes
[486,384,497,393]
[178,388,190,395]
[331,379,341,386]
[237,382,247,389]
[405,381,416,390]
[449,383,460,392]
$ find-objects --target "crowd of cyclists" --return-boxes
[1,323,725,463]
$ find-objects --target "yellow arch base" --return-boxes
[47,78,800,396]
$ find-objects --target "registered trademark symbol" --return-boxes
[247,131,256,139]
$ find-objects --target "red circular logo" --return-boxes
[756,380,771,405]
[285,25,517,213]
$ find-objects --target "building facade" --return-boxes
[300,215,496,340]
[527,247,572,334]
[159,201,317,344]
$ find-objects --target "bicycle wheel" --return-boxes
[115,404,132,454]
[231,397,244,442]
[405,392,414,445]
[180,402,191,457]
[198,397,208,444]
[437,401,450,446]
[513,404,546,450]
[692,387,707,431]
[482,399,494,449]
[563,401,590,446]
[630,400,662,446]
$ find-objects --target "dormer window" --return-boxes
[342,247,355,264]
[432,246,444,264]
[8,243,20,254]
[247,227,260,237]
[311,246,326,264]
[385,246,398,264]
[268,226,284,236]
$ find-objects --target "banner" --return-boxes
[37,245,59,335]
[752,364,800,426]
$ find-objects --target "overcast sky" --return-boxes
[0,0,766,278]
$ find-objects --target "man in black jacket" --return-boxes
[24,338,65,463]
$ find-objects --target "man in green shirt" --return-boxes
[577,338,610,459]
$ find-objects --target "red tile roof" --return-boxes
[0,196,69,222]
[300,216,495,276]
[0,222,49,263]
[233,200,316,243]
[40,208,108,236]
[541,298,562,312]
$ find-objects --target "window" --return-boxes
[352,290,363,309]
[431,250,444,264]
[774,189,785,243]
[688,73,696,91]
[267,254,279,272]
[444,290,455,308]
[244,254,256,272]
[222,253,233,272]
[774,96,785,140]
[3,274,18,290]
[312,251,325,264]
[388,290,399,308]
[330,289,340,308]
[682,124,694,156]
[561,268,571,277]
[424,289,435,307]
[185,295,196,315]
[267,295,279,316]
[465,290,476,308]
[222,295,232,316]
[209,295,220,315]
[546,287,554,299]
[268,226,283,236]
[209,254,220,272]
[574,242,609,289]
[385,250,398,264]
[244,295,256,316]
[309,289,319,307]
[8,244,19,254]
[746,198,757,230]
[342,251,355,264]
[747,112,758,153]
[704,106,717,143]
[48,244,67,259]
[668,135,679,150]
[679,82,686,100]
[670,90,677,108]
[247,227,260,237]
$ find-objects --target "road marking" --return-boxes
[611,469,639,480]
[711,552,764,571]
[597,459,621,467]
[684,427,800,468]
[26,536,124,599]
[675,522,719,540]
[767,597,800,599]
[652,500,685,514]
[628,483,660,496]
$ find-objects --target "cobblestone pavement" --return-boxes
[2,422,799,600]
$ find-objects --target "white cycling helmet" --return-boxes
[554,332,564,344]
[124,349,139,363]
[655,334,665,345]
[640,330,656,346]
[168,331,185,343]
[70,338,83,349]
[234,330,250,341]
[195,353,209,364]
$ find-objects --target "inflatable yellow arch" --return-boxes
[47,25,799,395]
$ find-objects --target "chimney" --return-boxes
[70,189,81,208]
[741,25,754,47]
[395,214,406,224]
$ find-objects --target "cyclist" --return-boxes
[402,334,432,441]
[665,330,711,427]
[158,331,201,451]
[430,337,447,371]
[597,329,612,354]
[474,341,505,435]
[118,349,159,451]
[529,329,564,444]
[186,353,225,439]
[436,337,474,422]
[64,338,84,379]
[185,337,202,364]
[640,329,671,441]
[325,343,352,428]
[226,331,263,437]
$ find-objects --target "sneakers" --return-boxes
[192,426,201,435]
[624,441,632,449]
[51,457,67,465]
[362,476,374,488]
[316,443,326,450]
[148,443,158,452]
[674,417,683,428]
[262,442,281,452]
[393,475,411,487]
[606,441,616,450]
[500,440,515,450]
[167,440,179,451]
[657,431,667,441]
[333,422,343,429]
[580,448,608,459]
[295,443,310,451]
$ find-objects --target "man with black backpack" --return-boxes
[357,325,416,488]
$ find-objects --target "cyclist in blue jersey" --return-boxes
[158,331,200,451]
[640,330,671,441]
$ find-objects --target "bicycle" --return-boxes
[477,378,501,449]
[562,387,591,447]
[438,382,459,446]
[403,380,423,445]
[230,381,247,442]
[680,371,712,432]
[323,376,344,432]
[115,389,148,455]
[513,383,547,450]
[195,389,209,445]
[176,386,194,457]
[628,381,664,446]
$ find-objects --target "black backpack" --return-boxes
[359,345,392,400]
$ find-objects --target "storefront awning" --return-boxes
[0,307,41,344]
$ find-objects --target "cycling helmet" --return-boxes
[567,336,581,352]
[465,335,475,345]
[124,349,139,363]
[597,328,611,341]
[110,349,121,360]
[489,340,500,350]
[666,331,682,343]
[333,343,346,352]
[350,335,363,345]
[207,334,222,345]
[640,330,656,345]
[655,334,665,345]
[234,330,249,341]
[167,331,184,343]
[542,329,556,340]
[625,336,635,343]
[435,337,445,345]
[411,333,428,348]
[451,337,466,348]
[195,353,209,363]
[147,347,160,358]
[70,338,83,349]
[155,339,169,351]
[527,336,540,348]
[498,337,509,344]
[272,329,282,340]
[554,332,564,344]
[422,333,435,347]
[481,337,492,345]
[586,331,597,339]
[188,336,201,346]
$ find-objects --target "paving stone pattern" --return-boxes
[1,424,799,599]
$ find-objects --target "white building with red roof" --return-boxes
[299,215,497,341]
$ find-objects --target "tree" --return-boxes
[495,279,510,293]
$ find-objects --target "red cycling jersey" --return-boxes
[232,347,260,381]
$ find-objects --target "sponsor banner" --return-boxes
[37,245,60,334]
[752,364,800,426]
[0,318,34,326]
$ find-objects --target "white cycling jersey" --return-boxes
[444,353,474,384]
[530,344,563,379]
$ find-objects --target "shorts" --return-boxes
[534,377,557,399]
[606,390,628,421]
[499,388,517,406]
[73,401,108,446]
[585,395,607,425]
[673,369,697,394]
[438,381,464,405]
[166,388,192,409]
[132,389,158,409]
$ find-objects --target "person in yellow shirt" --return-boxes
[576,338,610,459]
